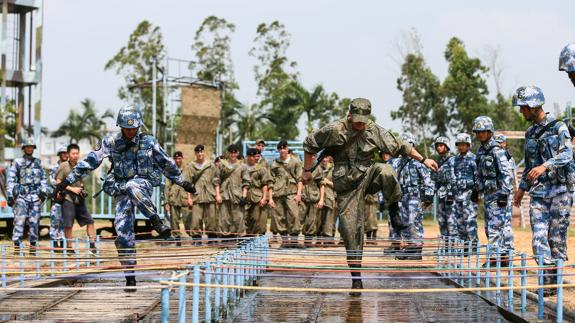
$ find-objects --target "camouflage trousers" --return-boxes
[245,202,267,235]
[167,205,188,237]
[301,201,321,236]
[187,202,218,238]
[219,200,245,237]
[12,197,41,243]
[336,163,401,266]
[364,202,378,233]
[270,194,301,236]
[388,192,423,242]
[114,178,159,274]
[484,195,514,253]
[438,199,458,237]
[454,190,478,242]
[317,206,337,237]
[530,192,573,265]
[49,202,64,241]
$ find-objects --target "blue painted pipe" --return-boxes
[85,238,90,268]
[63,239,68,272]
[507,250,514,311]
[75,238,80,271]
[205,260,212,322]
[557,259,564,323]
[49,240,55,277]
[538,255,544,320]
[520,253,527,312]
[214,256,222,320]
[192,265,200,323]
[161,284,170,323]
[485,245,491,289]
[19,245,24,287]
[96,236,101,268]
[178,270,187,323]
[467,241,473,288]
[222,253,229,310]
[475,244,481,286]
[495,247,501,306]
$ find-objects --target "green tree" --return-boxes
[190,16,240,146]
[105,20,166,139]
[392,53,443,153]
[442,37,491,134]
[282,81,334,135]
[249,21,300,139]
[52,99,114,145]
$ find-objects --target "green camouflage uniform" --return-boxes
[246,163,272,235]
[270,156,303,236]
[318,163,337,237]
[219,160,250,237]
[164,164,189,237]
[183,161,220,238]
[301,166,323,236]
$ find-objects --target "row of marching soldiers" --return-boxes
[164,139,355,247]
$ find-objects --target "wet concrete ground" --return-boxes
[226,271,513,323]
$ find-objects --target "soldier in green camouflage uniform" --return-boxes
[301,152,324,246]
[245,148,272,235]
[303,98,438,293]
[364,194,379,243]
[164,151,188,241]
[316,156,337,243]
[219,144,250,238]
[184,144,221,240]
[269,140,304,247]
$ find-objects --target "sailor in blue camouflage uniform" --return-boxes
[473,116,514,264]
[453,133,479,243]
[494,134,516,230]
[53,106,196,291]
[433,136,458,238]
[48,145,68,249]
[6,138,49,254]
[389,134,435,260]
[559,43,575,87]
[511,86,574,296]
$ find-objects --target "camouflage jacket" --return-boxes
[476,137,512,200]
[519,115,575,197]
[391,157,435,199]
[6,156,48,201]
[184,161,220,204]
[319,163,336,209]
[246,163,272,204]
[453,151,478,195]
[303,119,412,193]
[302,166,323,203]
[165,165,188,206]
[433,154,456,200]
[270,156,303,197]
[219,160,249,203]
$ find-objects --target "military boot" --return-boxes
[149,214,172,239]
[13,241,22,256]
[388,202,409,231]
[29,242,38,256]
[396,244,422,261]
[349,264,363,296]
[543,269,558,297]
[383,241,401,255]
[125,275,137,293]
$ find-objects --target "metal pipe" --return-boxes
[521,253,527,312]
[485,245,491,289]
[557,259,564,323]
[214,256,222,321]
[178,271,186,323]
[538,255,544,320]
[205,260,212,322]
[495,247,501,306]
[96,236,100,268]
[475,244,481,286]
[152,58,157,137]
[507,250,514,311]
[85,238,90,268]
[19,245,24,287]
[63,239,67,272]
[1,244,6,287]
[75,238,79,271]
[161,284,170,323]
[467,241,473,287]
[192,265,200,323]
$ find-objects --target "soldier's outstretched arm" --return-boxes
[375,126,438,171]
[65,138,110,185]
[151,138,196,193]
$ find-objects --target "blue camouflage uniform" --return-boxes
[520,114,574,265]
[434,145,458,237]
[6,154,48,245]
[453,141,479,242]
[48,161,65,241]
[494,134,516,230]
[389,156,434,242]
[64,132,185,272]
[476,136,514,253]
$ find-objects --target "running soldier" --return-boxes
[303,98,438,293]
[53,106,196,290]
[512,86,574,296]
[6,138,48,255]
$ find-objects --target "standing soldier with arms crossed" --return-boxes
[184,145,222,242]
[512,86,574,296]
[53,106,196,290]
[48,145,68,250]
[6,138,48,255]
[303,98,437,294]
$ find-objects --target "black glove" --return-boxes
[470,190,479,203]
[239,197,247,207]
[497,196,508,208]
[181,180,196,194]
[7,197,15,208]
[446,197,454,206]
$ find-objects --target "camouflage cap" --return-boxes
[455,133,472,145]
[255,138,265,145]
[349,98,371,123]
[56,144,68,155]
[559,43,575,72]
[494,134,507,144]
[511,86,545,108]
[434,136,451,151]
[472,116,494,133]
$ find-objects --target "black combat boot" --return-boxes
[349,264,363,296]
[149,214,172,239]
[13,241,21,256]
[388,202,409,231]
[396,244,422,261]
[125,275,137,293]
[543,269,558,297]
[383,241,401,255]
[29,242,38,256]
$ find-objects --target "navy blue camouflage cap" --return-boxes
[472,116,494,133]
[559,43,575,72]
[116,105,143,129]
[349,98,371,123]
[512,86,545,108]
[434,136,450,151]
[455,133,472,145]
[494,134,507,144]
[21,137,36,149]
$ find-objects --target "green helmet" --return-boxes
[21,137,36,149]
[116,105,143,129]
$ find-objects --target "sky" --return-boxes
[42,0,575,139]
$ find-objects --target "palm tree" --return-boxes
[282,81,333,135]
[234,103,269,142]
[52,98,114,145]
